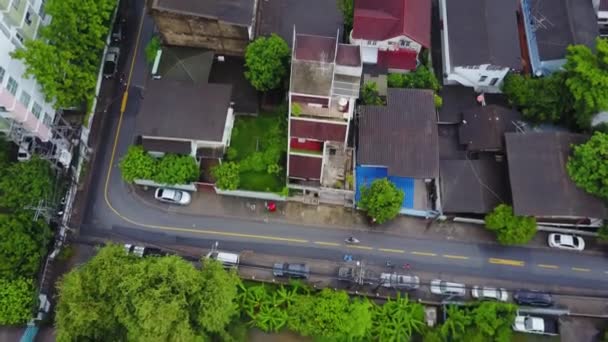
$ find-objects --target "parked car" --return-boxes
[154,188,191,205]
[17,136,33,161]
[430,279,466,297]
[513,315,559,336]
[103,46,120,79]
[513,290,553,307]
[124,244,165,257]
[548,233,585,251]
[273,263,310,279]
[112,21,123,43]
[206,251,240,269]
[380,272,420,290]
[471,286,508,301]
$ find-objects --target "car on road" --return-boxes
[124,244,165,257]
[513,290,553,307]
[430,279,466,297]
[380,273,420,290]
[103,46,120,79]
[471,286,508,301]
[548,233,585,251]
[512,315,559,336]
[154,188,191,205]
[273,263,310,279]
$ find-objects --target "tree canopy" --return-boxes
[244,34,291,92]
[359,178,404,224]
[212,162,241,190]
[387,66,441,91]
[442,303,516,342]
[372,294,426,341]
[361,82,385,105]
[118,146,199,185]
[11,0,117,110]
[0,214,51,279]
[485,204,537,245]
[0,277,36,325]
[55,245,241,342]
[567,131,608,200]
[0,156,54,210]
[337,0,354,31]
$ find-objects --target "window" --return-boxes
[39,0,46,19]
[20,91,31,108]
[489,78,499,86]
[0,66,5,85]
[478,75,488,82]
[31,102,41,118]
[6,77,18,96]
[25,10,32,25]
[367,40,376,46]
[43,113,52,126]
[399,40,410,48]
[12,0,20,9]
[486,65,505,71]
[15,32,24,43]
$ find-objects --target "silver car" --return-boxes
[380,272,420,290]
[154,188,191,205]
[430,279,466,297]
[472,286,508,301]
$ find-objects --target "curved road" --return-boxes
[82,0,608,294]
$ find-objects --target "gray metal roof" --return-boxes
[505,132,608,218]
[458,105,522,151]
[153,0,255,26]
[445,0,521,69]
[358,88,439,178]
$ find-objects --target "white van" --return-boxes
[206,251,240,269]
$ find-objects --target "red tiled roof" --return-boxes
[377,49,417,70]
[289,155,322,179]
[294,34,337,62]
[352,0,431,47]
[290,119,347,142]
[336,44,361,66]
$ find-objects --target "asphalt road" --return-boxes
[81,0,608,294]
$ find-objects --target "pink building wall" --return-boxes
[0,88,51,141]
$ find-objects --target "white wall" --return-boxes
[448,65,509,93]
[350,32,422,64]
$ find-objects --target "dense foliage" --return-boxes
[372,294,426,341]
[245,34,291,91]
[0,277,36,325]
[55,245,241,342]
[567,131,608,200]
[212,162,241,190]
[0,156,54,210]
[359,178,404,224]
[0,214,51,280]
[441,303,517,342]
[387,66,441,91]
[361,82,385,105]
[337,0,354,31]
[145,36,161,65]
[11,0,117,110]
[118,146,199,185]
[485,204,537,245]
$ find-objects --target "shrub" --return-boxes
[485,204,537,245]
[361,82,384,105]
[145,36,161,66]
[291,103,302,116]
[245,34,291,91]
[153,154,199,185]
[212,162,240,190]
[119,146,157,183]
[359,178,404,224]
[387,66,440,91]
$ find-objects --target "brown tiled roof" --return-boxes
[289,155,322,179]
[153,0,255,26]
[336,44,361,67]
[505,132,608,218]
[294,34,336,62]
[458,105,521,151]
[290,119,347,142]
[358,88,439,178]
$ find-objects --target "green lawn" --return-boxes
[229,109,286,192]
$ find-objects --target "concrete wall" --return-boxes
[150,10,249,56]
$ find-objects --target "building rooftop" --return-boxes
[137,80,232,142]
[358,88,439,179]
[152,0,255,26]
[352,0,431,47]
[440,158,510,214]
[445,0,521,69]
[458,105,522,151]
[505,132,608,218]
[208,56,258,114]
[528,0,598,61]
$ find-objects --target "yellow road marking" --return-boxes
[379,248,405,254]
[120,91,129,112]
[488,258,524,267]
[572,267,591,272]
[348,245,374,251]
[314,241,340,247]
[411,251,437,257]
[537,264,559,269]
[442,254,469,260]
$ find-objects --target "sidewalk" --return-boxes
[133,187,605,253]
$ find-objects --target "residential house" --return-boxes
[598,0,608,37]
[458,105,522,152]
[0,0,72,167]
[350,0,431,72]
[287,31,362,205]
[148,0,257,56]
[438,0,522,93]
[521,0,598,76]
[357,88,440,217]
[505,132,607,227]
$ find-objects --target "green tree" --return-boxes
[212,162,241,190]
[387,66,440,91]
[567,132,608,200]
[564,39,608,129]
[485,204,537,245]
[153,154,199,185]
[0,156,54,210]
[0,214,51,279]
[118,146,157,183]
[0,277,36,325]
[245,34,291,91]
[359,178,404,224]
[145,36,161,65]
[372,294,426,341]
[441,306,471,341]
[56,245,240,342]
[361,82,384,105]
[468,302,517,342]
[12,0,117,110]
[337,0,354,31]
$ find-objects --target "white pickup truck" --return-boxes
[513,315,559,336]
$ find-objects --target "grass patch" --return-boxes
[239,171,284,192]
[229,112,283,162]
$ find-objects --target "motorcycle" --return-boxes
[345,237,360,244]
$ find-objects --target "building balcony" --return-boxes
[5,0,27,28]
[19,10,39,40]
[292,96,353,121]
[0,0,10,12]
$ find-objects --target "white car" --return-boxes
[430,279,466,297]
[472,286,508,301]
[103,46,120,78]
[548,233,585,251]
[154,188,191,205]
